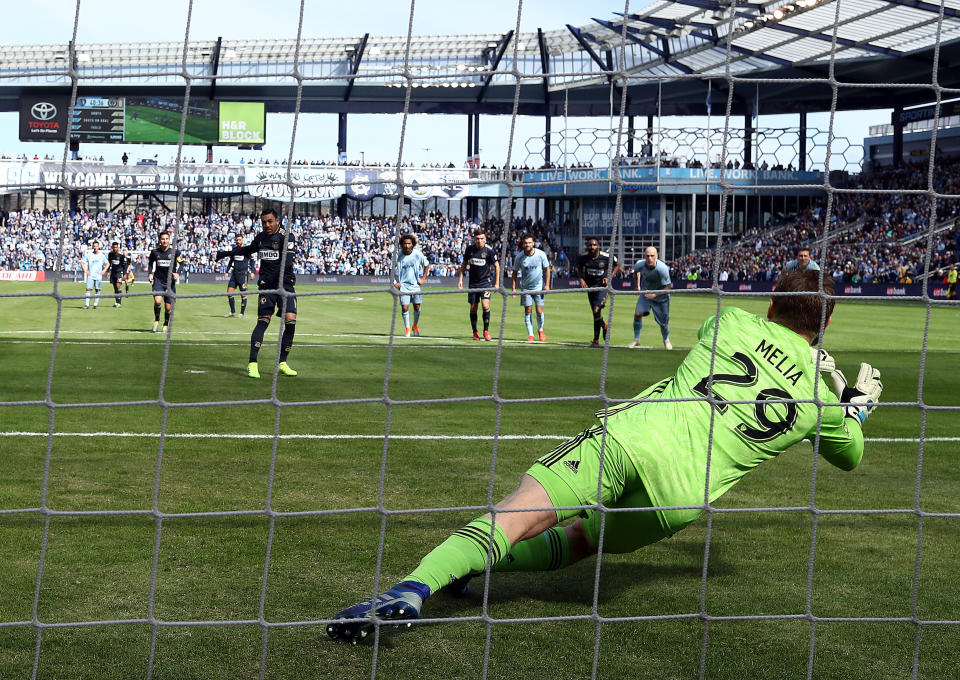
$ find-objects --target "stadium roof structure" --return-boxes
[1,0,960,117]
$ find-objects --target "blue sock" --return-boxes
[413,307,421,326]
[537,311,544,331]
[633,316,642,339]
[524,312,534,336]
[402,310,410,329]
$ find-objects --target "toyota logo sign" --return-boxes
[31,102,57,120]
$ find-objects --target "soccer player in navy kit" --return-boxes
[224,233,255,318]
[147,232,184,332]
[457,229,500,341]
[217,208,298,379]
[107,242,130,308]
[576,237,620,346]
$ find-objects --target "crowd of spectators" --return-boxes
[4,155,960,285]
[672,157,960,284]
[0,207,566,280]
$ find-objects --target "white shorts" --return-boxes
[85,276,103,290]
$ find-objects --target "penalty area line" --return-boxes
[0,432,955,443]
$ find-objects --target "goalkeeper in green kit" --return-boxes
[327,270,883,644]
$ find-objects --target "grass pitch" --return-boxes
[0,280,958,680]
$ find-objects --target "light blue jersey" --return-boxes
[633,258,671,291]
[513,248,549,292]
[395,249,429,292]
[82,250,108,280]
[783,259,820,272]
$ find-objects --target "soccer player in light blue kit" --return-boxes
[783,246,820,273]
[511,234,551,342]
[394,233,431,338]
[80,241,109,310]
[630,246,673,349]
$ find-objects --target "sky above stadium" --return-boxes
[2,0,891,168]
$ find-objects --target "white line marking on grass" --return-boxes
[0,432,955,443]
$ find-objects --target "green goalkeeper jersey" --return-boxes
[602,306,863,532]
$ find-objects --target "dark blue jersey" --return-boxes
[221,228,296,289]
[227,251,254,278]
[148,247,183,279]
[107,252,130,277]
[463,244,498,288]
[577,251,618,287]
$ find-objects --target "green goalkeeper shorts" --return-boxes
[526,425,699,553]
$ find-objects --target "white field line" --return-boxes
[0,431,954,443]
[3,331,959,353]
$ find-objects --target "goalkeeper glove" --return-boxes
[811,348,845,398]
[839,363,883,425]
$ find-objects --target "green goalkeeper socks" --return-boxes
[493,526,570,573]
[405,521,573,595]
[405,518,511,594]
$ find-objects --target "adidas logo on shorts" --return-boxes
[563,460,580,474]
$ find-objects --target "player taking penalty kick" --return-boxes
[217,208,298,379]
[511,234,551,342]
[326,270,883,644]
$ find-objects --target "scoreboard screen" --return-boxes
[20,95,264,146]
[72,96,124,142]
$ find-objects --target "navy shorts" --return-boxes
[258,285,297,317]
[152,279,176,295]
[467,289,492,304]
[587,290,608,309]
[228,272,249,290]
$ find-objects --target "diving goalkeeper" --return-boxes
[327,270,883,644]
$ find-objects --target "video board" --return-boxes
[19,95,265,146]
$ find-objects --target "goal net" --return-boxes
[0,1,957,678]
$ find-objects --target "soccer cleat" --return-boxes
[151,322,159,333]
[327,581,428,645]
[83,304,89,309]
[404,327,411,338]
[628,339,641,348]
[590,339,601,348]
[538,330,545,342]
[473,331,480,341]
[162,325,168,332]
[225,312,235,318]
[663,338,673,350]
[278,361,298,377]
[93,305,98,310]
[114,303,120,308]
[483,330,492,342]
[526,335,536,343]
[247,362,260,379]
[239,313,244,319]
[412,324,420,337]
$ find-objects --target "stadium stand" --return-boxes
[672,156,960,283]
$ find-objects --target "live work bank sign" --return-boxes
[218,102,265,144]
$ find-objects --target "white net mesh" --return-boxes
[1,0,959,678]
